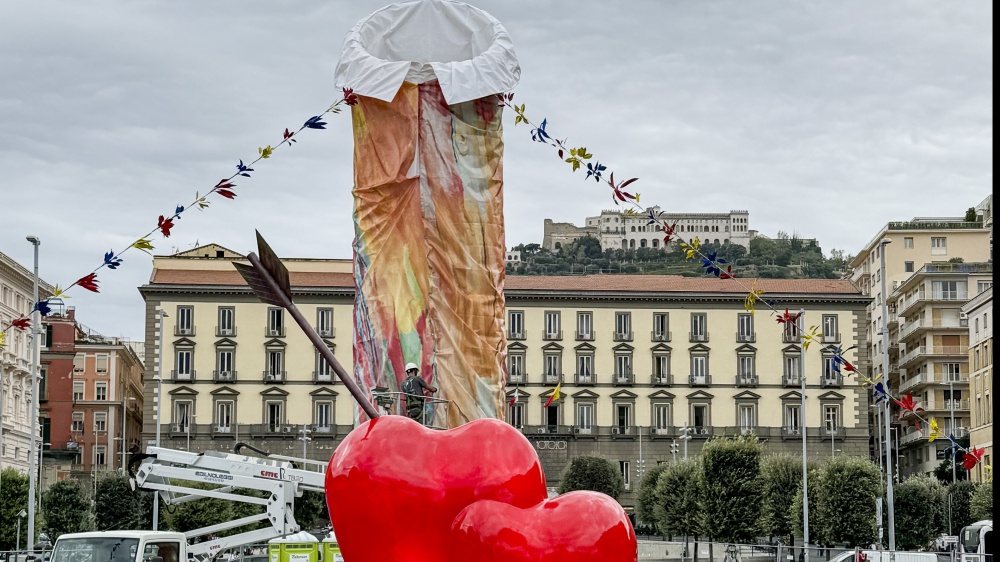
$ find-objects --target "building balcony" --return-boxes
[689,332,709,343]
[898,290,971,316]
[263,370,286,383]
[171,370,195,382]
[213,370,236,383]
[899,317,968,341]
[688,374,710,386]
[313,371,334,383]
[736,332,756,343]
[169,422,196,436]
[648,425,675,439]
[247,423,299,437]
[311,424,335,436]
[900,430,924,446]
[923,398,970,412]
[651,374,673,386]
[575,331,595,341]
[723,426,767,437]
[735,374,758,387]
[613,371,633,386]
[543,330,563,341]
[174,326,196,337]
[317,327,335,338]
[782,332,801,344]
[821,334,841,344]
[543,372,562,385]
[780,426,804,439]
[651,331,671,343]
[508,373,526,385]
[216,326,237,337]
[212,424,235,436]
[886,310,899,328]
[851,263,870,285]
[819,427,846,440]
[572,425,596,437]
[688,426,713,439]
[575,373,594,385]
[611,425,636,439]
[899,372,968,393]
[820,376,841,388]
[508,330,526,341]
[613,331,633,342]
[528,425,572,436]
[783,375,801,387]
[899,346,969,369]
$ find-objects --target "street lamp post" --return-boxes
[679,424,691,459]
[152,309,167,531]
[17,509,27,551]
[26,235,40,548]
[298,425,312,460]
[878,237,896,552]
[119,395,136,472]
[186,413,196,451]
[798,310,809,562]
[948,377,956,484]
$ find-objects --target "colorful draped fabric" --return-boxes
[351,81,507,428]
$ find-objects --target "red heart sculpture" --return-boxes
[324,415,548,562]
[450,491,638,562]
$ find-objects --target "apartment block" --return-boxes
[141,244,869,510]
[963,287,992,482]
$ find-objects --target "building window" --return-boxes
[932,280,963,300]
[691,403,710,429]
[737,355,755,386]
[784,404,801,434]
[620,461,631,490]
[577,402,594,434]
[823,405,841,433]
[95,383,107,401]
[508,310,525,339]
[315,349,333,380]
[576,312,593,340]
[903,237,914,249]
[71,412,84,432]
[215,401,234,433]
[821,355,840,386]
[615,351,633,384]
[690,355,708,384]
[94,411,107,432]
[96,354,109,374]
[315,401,333,432]
[317,308,334,337]
[904,261,914,273]
[738,404,756,432]
[943,363,962,382]
[267,308,285,337]
[175,401,193,429]
[72,381,85,402]
[614,312,632,341]
[176,306,194,335]
[615,403,632,432]
[508,403,524,428]
[216,348,235,380]
[783,354,801,385]
[930,237,947,255]
[576,352,594,383]
[690,313,708,342]
[73,353,85,373]
[543,349,562,383]
[822,315,839,342]
[508,351,526,383]
[175,349,194,379]
[94,446,107,467]
[737,314,754,342]
[265,401,284,431]
[265,349,285,382]
[544,311,561,339]
[653,403,671,432]
[978,281,993,293]
[217,307,235,336]
[652,313,669,341]
[653,351,671,383]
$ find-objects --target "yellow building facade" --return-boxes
[963,287,992,482]
[140,245,870,506]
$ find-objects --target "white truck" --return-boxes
[47,444,331,562]
[960,520,993,562]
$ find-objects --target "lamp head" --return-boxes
[880,238,892,246]
[26,235,40,245]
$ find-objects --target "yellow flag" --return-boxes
[928,418,940,442]
[544,382,562,408]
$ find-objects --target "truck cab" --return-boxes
[50,532,188,562]
[960,520,994,562]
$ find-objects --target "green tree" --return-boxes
[42,478,93,538]
[792,464,827,547]
[653,458,703,546]
[556,456,624,500]
[894,476,946,550]
[0,468,31,550]
[635,463,669,532]
[95,474,143,531]
[169,482,232,534]
[294,490,329,530]
[819,456,880,547]
[761,454,804,545]
[947,480,979,532]
[969,480,992,521]
[701,436,763,543]
[964,207,977,222]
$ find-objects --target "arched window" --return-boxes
[652,239,659,248]
[629,239,635,249]
[631,226,636,232]
[640,239,647,248]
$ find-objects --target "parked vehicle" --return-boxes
[829,550,939,562]
[960,520,993,562]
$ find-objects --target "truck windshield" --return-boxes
[51,538,140,562]
[961,526,982,553]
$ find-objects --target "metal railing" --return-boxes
[651,374,673,385]
[651,331,671,342]
[369,390,450,430]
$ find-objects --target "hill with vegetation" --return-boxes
[507,233,851,279]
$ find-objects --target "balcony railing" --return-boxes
[543,372,562,384]
[688,426,713,438]
[172,370,195,382]
[213,370,236,383]
[613,372,633,386]
[820,376,841,388]
[611,426,636,438]
[689,332,709,343]
[317,327,336,338]
[313,371,334,383]
[899,318,969,340]
[543,330,563,341]
[508,330,526,340]
[736,374,757,387]
[899,372,968,393]
[651,331,671,342]
[649,425,675,437]
[688,374,710,386]
[174,325,196,337]
[216,326,237,337]
[508,373,526,384]
[821,334,841,344]
[783,375,800,387]
[924,398,971,412]
[575,331,595,341]
[899,345,969,368]
[613,331,633,342]
[780,426,803,439]
[575,373,594,385]
[899,290,971,315]
[736,332,756,343]
[651,374,672,386]
[263,370,286,383]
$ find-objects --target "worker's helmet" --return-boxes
[405,362,419,372]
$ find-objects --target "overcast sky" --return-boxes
[0,1,992,341]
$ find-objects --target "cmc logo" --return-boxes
[260,470,279,478]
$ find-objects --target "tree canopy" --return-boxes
[556,455,625,500]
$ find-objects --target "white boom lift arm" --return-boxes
[129,445,327,561]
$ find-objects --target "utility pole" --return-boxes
[26,235,40,548]
[798,309,809,562]
[298,425,312,461]
[679,424,691,459]
[878,238,896,553]
[153,309,167,531]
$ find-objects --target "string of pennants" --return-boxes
[0,86,986,478]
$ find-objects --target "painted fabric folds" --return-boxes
[351,81,507,428]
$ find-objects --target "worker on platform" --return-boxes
[400,362,436,422]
